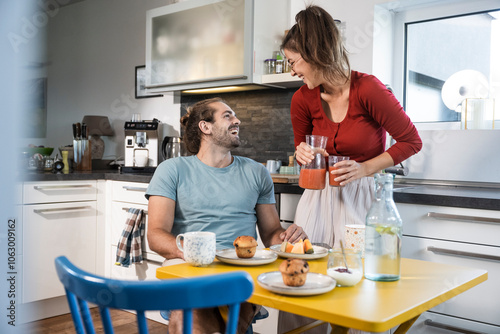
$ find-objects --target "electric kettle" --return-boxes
[161,136,187,160]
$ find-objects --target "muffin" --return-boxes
[279,258,309,287]
[233,236,258,258]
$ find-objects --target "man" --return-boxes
[146,97,306,334]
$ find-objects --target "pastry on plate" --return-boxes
[279,258,309,287]
[233,235,258,258]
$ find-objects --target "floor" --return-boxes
[18,308,169,333]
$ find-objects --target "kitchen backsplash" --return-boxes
[181,87,300,165]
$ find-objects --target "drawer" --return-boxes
[406,311,500,334]
[398,203,500,247]
[402,236,500,326]
[23,202,97,303]
[280,193,301,222]
[111,201,162,261]
[111,181,149,205]
[23,181,97,204]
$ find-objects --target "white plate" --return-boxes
[270,244,329,259]
[215,249,278,266]
[257,271,336,296]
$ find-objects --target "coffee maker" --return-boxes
[123,118,161,173]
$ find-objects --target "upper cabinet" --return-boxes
[145,0,302,93]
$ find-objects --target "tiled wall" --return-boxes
[181,87,300,165]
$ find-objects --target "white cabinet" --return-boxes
[398,203,500,333]
[145,0,296,93]
[279,193,301,223]
[107,180,167,325]
[22,181,98,303]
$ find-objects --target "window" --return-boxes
[405,9,499,124]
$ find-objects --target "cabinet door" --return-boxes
[402,236,500,326]
[23,202,97,303]
[280,193,301,222]
[111,202,164,263]
[406,311,500,334]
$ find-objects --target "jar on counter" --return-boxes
[264,59,276,74]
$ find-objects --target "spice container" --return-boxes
[275,55,283,74]
[264,59,276,74]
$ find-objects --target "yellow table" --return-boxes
[156,257,487,333]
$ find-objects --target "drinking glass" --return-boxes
[329,156,350,186]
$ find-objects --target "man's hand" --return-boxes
[280,224,307,243]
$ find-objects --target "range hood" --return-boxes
[145,0,301,94]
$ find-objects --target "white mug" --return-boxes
[176,231,216,267]
[266,160,282,174]
[135,155,148,167]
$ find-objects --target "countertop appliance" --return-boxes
[123,119,160,173]
[161,136,187,160]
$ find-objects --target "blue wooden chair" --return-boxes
[55,256,254,334]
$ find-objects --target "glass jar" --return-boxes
[275,59,283,74]
[364,173,402,281]
[264,59,276,74]
[327,249,363,287]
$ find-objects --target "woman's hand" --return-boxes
[279,224,308,243]
[331,160,369,186]
[295,142,328,165]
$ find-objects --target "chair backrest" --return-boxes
[55,256,254,334]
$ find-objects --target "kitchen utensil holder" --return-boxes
[73,139,92,171]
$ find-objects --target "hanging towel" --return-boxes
[115,208,145,267]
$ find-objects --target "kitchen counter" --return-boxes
[20,171,500,211]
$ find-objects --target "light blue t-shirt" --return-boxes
[145,155,276,249]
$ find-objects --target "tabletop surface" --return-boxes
[156,256,487,332]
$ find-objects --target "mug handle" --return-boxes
[176,234,184,252]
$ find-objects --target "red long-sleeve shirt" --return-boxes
[291,71,422,165]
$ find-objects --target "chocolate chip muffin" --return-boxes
[279,258,309,287]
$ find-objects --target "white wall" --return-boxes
[29,0,181,161]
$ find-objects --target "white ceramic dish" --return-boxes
[269,244,329,260]
[215,249,278,266]
[257,271,336,296]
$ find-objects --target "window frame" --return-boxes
[390,0,500,129]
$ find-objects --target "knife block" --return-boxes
[73,139,92,171]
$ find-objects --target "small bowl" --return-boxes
[25,147,54,157]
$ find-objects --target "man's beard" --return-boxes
[212,127,240,149]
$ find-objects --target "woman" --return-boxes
[278,5,422,334]
[283,5,422,248]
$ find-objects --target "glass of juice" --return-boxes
[299,135,328,190]
[329,156,350,186]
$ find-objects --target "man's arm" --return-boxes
[147,195,184,260]
[255,203,307,247]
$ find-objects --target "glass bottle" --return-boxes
[364,173,402,281]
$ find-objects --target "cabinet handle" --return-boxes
[122,207,148,215]
[427,246,500,262]
[33,205,92,214]
[427,212,500,224]
[424,319,483,334]
[34,184,93,190]
[122,186,148,192]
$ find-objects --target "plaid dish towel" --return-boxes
[115,208,145,267]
